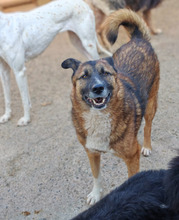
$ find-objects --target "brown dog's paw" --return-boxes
[141,147,152,157]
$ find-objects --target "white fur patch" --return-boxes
[83,109,112,153]
[87,174,102,205]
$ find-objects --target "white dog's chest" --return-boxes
[83,109,113,153]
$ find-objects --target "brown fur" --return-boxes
[61,9,160,204]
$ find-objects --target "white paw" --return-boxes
[141,147,151,157]
[87,191,101,205]
[0,114,11,123]
[17,117,30,126]
[87,189,102,205]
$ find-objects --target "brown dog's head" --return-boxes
[61,57,118,110]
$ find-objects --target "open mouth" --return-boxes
[85,93,111,109]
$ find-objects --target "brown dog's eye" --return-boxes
[100,67,111,76]
[102,71,111,76]
[82,74,88,79]
[81,70,89,79]
[103,71,111,76]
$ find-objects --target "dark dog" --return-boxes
[92,0,164,35]
[71,155,179,220]
[61,9,160,205]
[91,0,163,51]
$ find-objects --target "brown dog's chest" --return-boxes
[82,109,115,154]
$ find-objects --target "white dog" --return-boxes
[0,0,111,126]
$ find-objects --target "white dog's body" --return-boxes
[0,0,111,126]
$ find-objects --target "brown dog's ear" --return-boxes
[61,58,81,77]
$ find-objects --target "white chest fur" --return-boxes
[83,109,113,153]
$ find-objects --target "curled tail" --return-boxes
[102,9,150,45]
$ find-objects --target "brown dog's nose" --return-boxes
[92,84,104,95]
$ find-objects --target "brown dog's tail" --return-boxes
[103,9,150,45]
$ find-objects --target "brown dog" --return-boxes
[61,9,160,205]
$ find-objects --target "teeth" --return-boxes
[93,98,105,105]
[86,93,110,107]
[88,98,105,105]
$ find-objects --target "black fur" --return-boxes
[72,155,179,220]
[125,0,163,12]
[107,0,163,11]
[61,58,81,78]
[164,156,179,213]
[107,29,119,45]
[108,0,126,10]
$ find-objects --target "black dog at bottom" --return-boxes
[72,155,179,220]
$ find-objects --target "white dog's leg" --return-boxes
[96,37,112,57]
[70,31,112,59]
[68,31,91,59]
[72,8,101,60]
[73,10,111,59]
[0,60,11,123]
[75,32,100,60]
[14,67,31,126]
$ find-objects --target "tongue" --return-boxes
[94,97,103,104]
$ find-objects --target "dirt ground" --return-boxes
[0,0,178,219]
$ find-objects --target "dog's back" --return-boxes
[102,0,163,11]
[164,154,179,214]
[125,0,164,12]
[103,9,160,117]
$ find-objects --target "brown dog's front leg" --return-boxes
[86,149,102,205]
[124,142,140,178]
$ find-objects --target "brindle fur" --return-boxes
[61,9,160,204]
